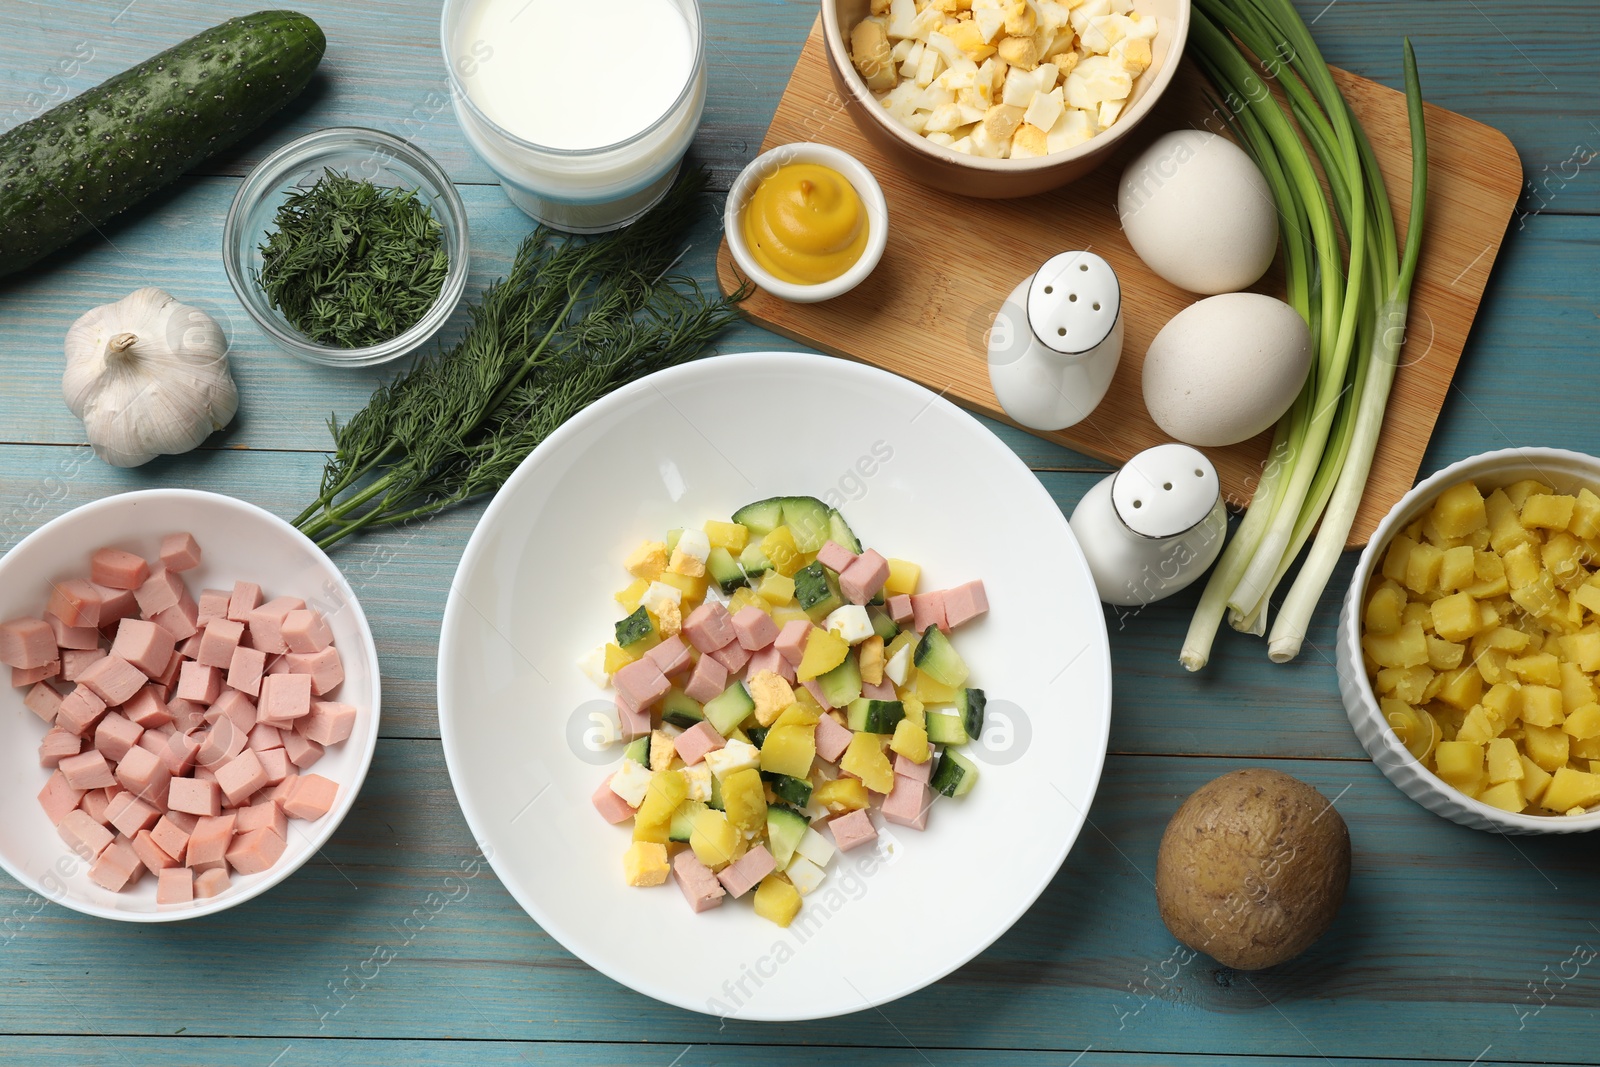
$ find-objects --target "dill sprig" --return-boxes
[255,170,450,348]
[291,168,748,549]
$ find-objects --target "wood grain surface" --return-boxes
[3,0,1600,1064]
[715,20,1523,546]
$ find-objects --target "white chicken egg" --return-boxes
[1141,293,1312,447]
[1117,130,1278,295]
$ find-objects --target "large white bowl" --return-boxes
[1338,447,1600,834]
[438,351,1111,1020]
[0,490,382,919]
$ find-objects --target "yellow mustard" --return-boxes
[741,162,869,286]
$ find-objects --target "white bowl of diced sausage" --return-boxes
[0,489,381,920]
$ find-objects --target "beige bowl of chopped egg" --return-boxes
[822,0,1191,199]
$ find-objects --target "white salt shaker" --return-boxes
[987,250,1124,432]
[1069,444,1228,607]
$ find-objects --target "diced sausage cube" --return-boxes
[150,816,190,863]
[105,792,161,837]
[592,775,637,824]
[89,836,145,891]
[681,654,726,705]
[162,809,200,834]
[58,809,114,861]
[152,649,184,690]
[227,581,263,623]
[113,744,169,805]
[816,540,858,574]
[682,602,737,653]
[196,716,247,769]
[283,773,338,821]
[157,866,195,903]
[893,752,935,783]
[225,827,286,875]
[643,634,692,677]
[12,660,60,687]
[247,722,283,751]
[150,593,199,642]
[814,714,855,763]
[122,685,174,729]
[226,645,267,698]
[131,828,177,873]
[745,645,796,685]
[299,701,356,746]
[861,676,897,701]
[175,661,223,705]
[256,747,291,786]
[613,658,670,715]
[37,770,86,825]
[887,594,914,625]
[216,749,271,807]
[828,808,878,851]
[882,775,931,830]
[94,585,139,632]
[59,749,117,790]
[281,609,333,654]
[91,547,151,590]
[47,613,100,650]
[258,673,313,726]
[196,588,232,628]
[196,618,245,670]
[774,620,813,667]
[109,618,176,678]
[93,712,144,762]
[47,580,103,629]
[0,616,57,670]
[732,606,779,651]
[672,721,726,765]
[910,592,947,635]
[79,786,117,825]
[283,647,342,696]
[209,690,258,734]
[134,567,185,618]
[708,641,751,674]
[942,580,989,629]
[76,654,144,706]
[24,681,65,725]
[185,813,237,867]
[142,729,200,777]
[61,647,106,683]
[248,597,307,655]
[800,678,834,710]
[39,727,82,769]
[159,533,202,572]
[281,730,323,770]
[235,799,288,839]
[194,868,231,898]
[715,844,777,898]
[614,692,652,741]
[672,849,726,912]
[840,549,891,606]
[56,685,108,737]
[168,776,222,817]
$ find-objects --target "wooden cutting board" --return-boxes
[715,19,1524,547]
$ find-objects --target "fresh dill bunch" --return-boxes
[255,169,451,349]
[292,168,750,549]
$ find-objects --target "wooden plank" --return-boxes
[715,21,1523,548]
[2,743,1597,1063]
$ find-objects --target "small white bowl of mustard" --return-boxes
[724,142,888,303]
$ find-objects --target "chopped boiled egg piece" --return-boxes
[1110,35,1152,76]
[682,763,713,802]
[638,580,682,617]
[674,527,711,563]
[785,855,827,895]
[1046,106,1097,152]
[884,642,913,686]
[703,739,760,780]
[823,605,875,645]
[577,645,609,687]
[795,826,837,867]
[608,758,653,807]
[1023,86,1065,135]
[1066,55,1132,109]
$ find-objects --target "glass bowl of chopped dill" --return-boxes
[223,127,470,368]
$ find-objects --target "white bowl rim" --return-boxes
[723,142,889,304]
[1343,446,1600,833]
[437,350,1114,1018]
[819,0,1194,174]
[0,488,384,920]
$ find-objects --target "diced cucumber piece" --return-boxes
[748,725,770,750]
[705,546,747,594]
[670,800,706,842]
[817,654,862,708]
[826,508,862,553]
[913,625,970,687]
[665,528,683,554]
[925,710,969,746]
[794,561,843,619]
[614,606,654,650]
[763,773,813,807]
[931,749,979,797]
[622,736,650,766]
[709,772,725,811]
[868,590,885,607]
[704,681,755,736]
[732,497,786,537]
[846,698,905,734]
[956,687,986,741]
[867,607,898,642]
[780,496,831,553]
[766,805,810,868]
[738,541,772,580]
[660,688,705,729]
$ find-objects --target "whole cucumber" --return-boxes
[0,10,325,279]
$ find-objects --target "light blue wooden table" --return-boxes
[3,1,1599,1063]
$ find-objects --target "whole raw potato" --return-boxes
[1155,769,1350,970]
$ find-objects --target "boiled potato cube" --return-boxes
[1476,647,1510,685]
[1559,660,1598,709]
[772,704,821,728]
[705,520,749,553]
[1434,740,1485,787]
[884,558,920,596]
[1563,702,1600,740]
[1542,533,1587,587]
[1430,594,1482,643]
[1517,754,1553,805]
[1382,535,1419,584]
[761,526,804,577]
[812,776,868,812]
[757,572,796,605]
[759,724,817,778]
[753,873,803,927]
[623,841,671,886]
[1432,481,1488,539]
[1522,493,1577,530]
[1510,570,1561,618]
[1540,767,1600,812]
[1521,685,1565,727]
[889,718,931,763]
[840,732,895,793]
[1376,665,1435,705]
[1477,779,1526,813]
[1486,736,1524,784]
[1439,545,1476,592]
[1503,543,1543,590]
[1574,584,1600,618]
[690,808,740,869]
[796,628,849,681]
[1509,652,1562,687]
[1574,735,1600,760]
[1364,620,1430,669]
[1435,666,1484,711]
[1456,705,1502,745]
[1426,635,1466,670]
[1365,583,1407,635]
[1570,488,1600,539]
[633,770,688,843]
[1523,723,1571,773]
[1506,479,1554,509]
[1487,489,1538,555]
[722,768,768,837]
[1405,542,1445,595]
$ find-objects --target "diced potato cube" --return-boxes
[1540,767,1600,813]
[1509,570,1561,618]
[1404,542,1444,594]
[757,572,796,606]
[1405,602,1433,630]
[1434,666,1483,712]
[1486,489,1537,555]
[1376,665,1434,705]
[1518,754,1554,805]
[1522,493,1576,531]
[1431,481,1488,540]
[1505,479,1554,510]
[812,776,868,813]
[1503,543,1543,591]
[1364,583,1407,635]
[884,559,920,596]
[1430,593,1482,642]
[690,808,740,869]
[840,732,895,793]
[1434,740,1485,788]
[1520,685,1565,727]
[1456,705,1502,745]
[1523,723,1571,773]
[889,718,931,763]
[761,526,804,577]
[1486,737,1524,784]
[1439,545,1476,592]
[1509,652,1562,687]
[1574,735,1600,760]
[1476,646,1510,685]
[721,768,767,837]
[1560,660,1598,708]
[1477,779,1526,813]
[615,578,650,613]
[603,643,636,674]
[1426,635,1466,671]
[1570,488,1600,540]
[1542,533,1586,587]
[704,521,749,553]
[753,873,803,927]
[759,724,817,777]
[1563,703,1600,740]
[623,841,670,886]
[1574,584,1600,618]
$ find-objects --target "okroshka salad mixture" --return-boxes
[580,496,990,927]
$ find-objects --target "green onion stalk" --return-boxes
[1179,0,1429,670]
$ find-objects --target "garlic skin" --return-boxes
[63,288,239,467]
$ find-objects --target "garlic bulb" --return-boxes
[63,288,239,467]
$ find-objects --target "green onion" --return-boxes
[1179,0,1429,670]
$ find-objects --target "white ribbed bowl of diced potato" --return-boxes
[1338,447,1600,834]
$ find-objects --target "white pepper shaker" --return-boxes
[987,250,1124,432]
[1069,444,1228,607]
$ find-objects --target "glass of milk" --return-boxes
[441,0,706,233]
